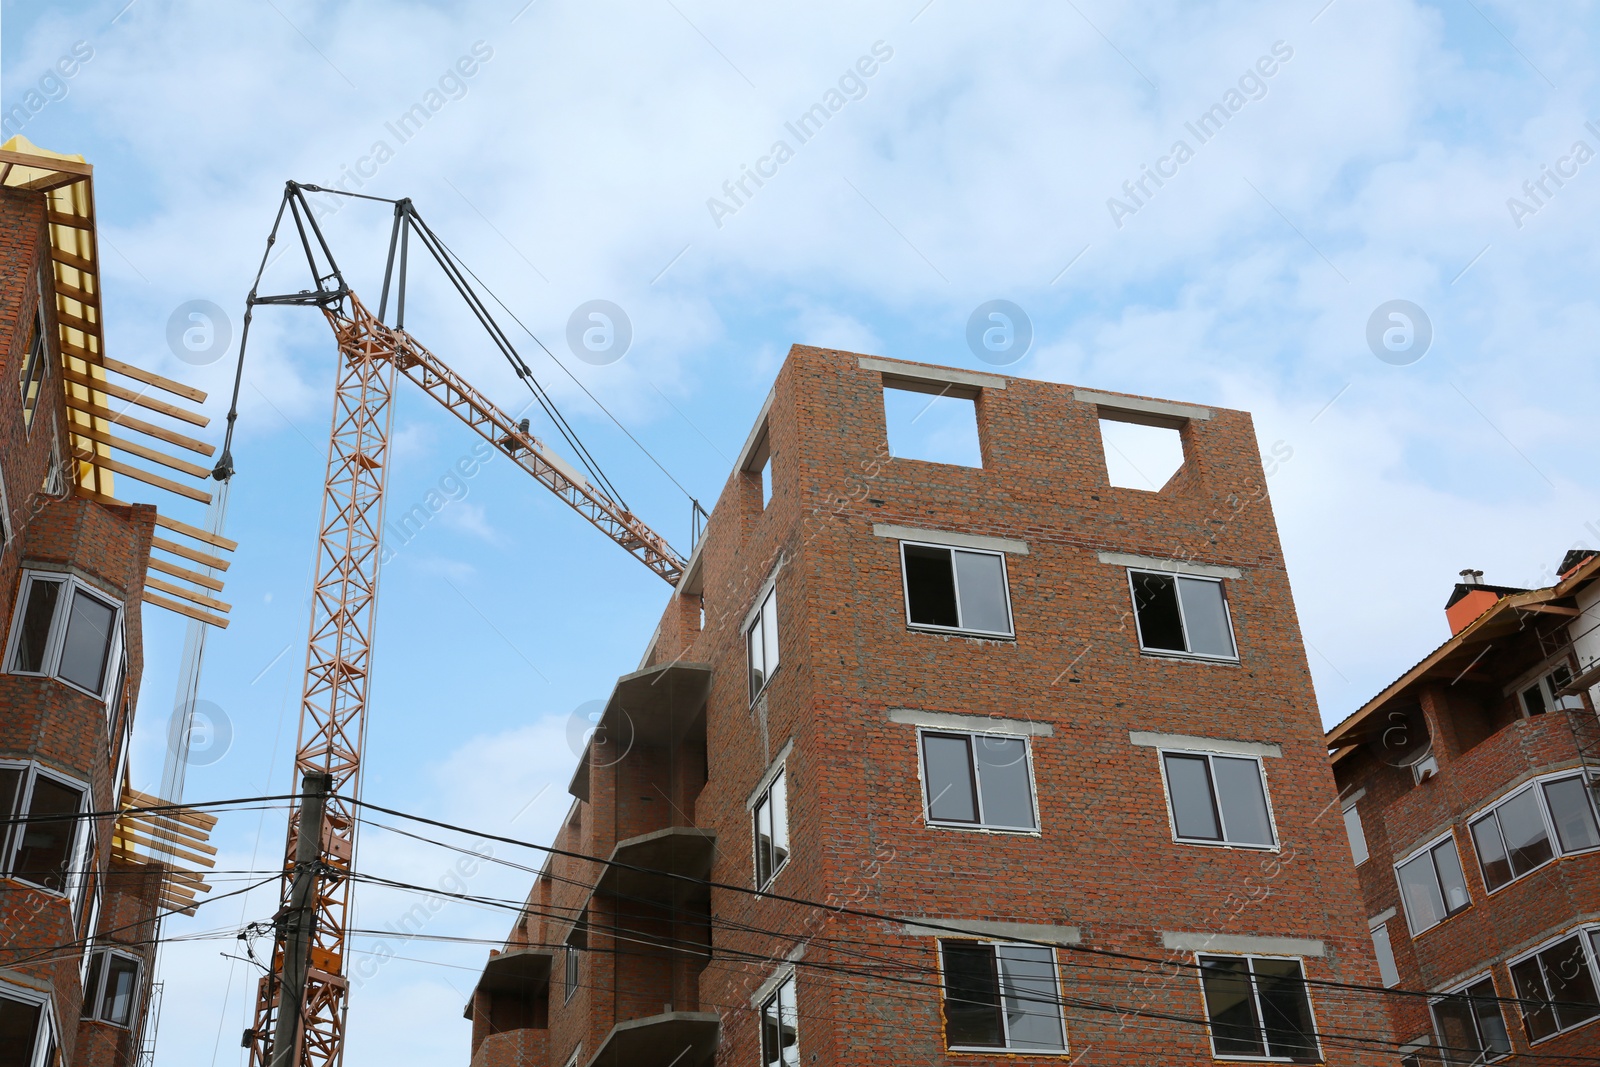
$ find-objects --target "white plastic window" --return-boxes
[5,571,124,699]
[900,542,1013,637]
[920,730,1037,832]
[760,973,800,1066]
[1160,751,1275,848]
[752,769,790,889]
[0,762,89,900]
[747,586,780,703]
[940,940,1065,1051]
[1395,834,1471,936]
[0,981,56,1067]
[1129,569,1237,660]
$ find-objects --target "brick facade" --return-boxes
[0,183,166,1066]
[467,346,1394,1066]
[1329,559,1600,1063]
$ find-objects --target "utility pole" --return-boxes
[270,770,332,1067]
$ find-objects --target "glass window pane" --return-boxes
[1177,577,1235,657]
[768,772,789,874]
[1522,683,1547,716]
[953,551,1010,634]
[104,955,139,1025]
[904,545,959,627]
[748,617,765,701]
[0,995,43,1067]
[1541,937,1600,1030]
[1496,789,1554,876]
[1164,754,1221,841]
[1430,1000,1482,1066]
[58,590,116,692]
[1543,776,1600,853]
[1254,958,1318,1060]
[754,796,773,886]
[10,578,61,673]
[974,737,1034,829]
[84,951,105,1017]
[1510,956,1557,1041]
[1397,853,1447,933]
[1371,925,1399,987]
[760,976,798,1067]
[0,768,20,868]
[1132,572,1185,651]
[1213,757,1274,846]
[760,989,782,1066]
[1343,806,1368,865]
[762,591,780,678]
[923,735,978,823]
[942,942,1004,1048]
[1199,956,1265,1057]
[1469,815,1513,892]
[996,945,1063,1050]
[1466,978,1512,1057]
[14,775,83,891]
[1431,839,1471,915]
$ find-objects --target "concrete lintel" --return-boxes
[860,356,1007,393]
[875,523,1029,555]
[898,917,1081,945]
[1368,907,1397,929]
[890,708,1053,737]
[1161,931,1324,957]
[1096,550,1241,579]
[1129,731,1281,759]
[1075,388,1212,423]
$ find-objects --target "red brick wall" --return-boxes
[480,346,1396,1065]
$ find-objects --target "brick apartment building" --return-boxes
[1328,553,1600,1063]
[0,138,225,1066]
[465,346,1399,1066]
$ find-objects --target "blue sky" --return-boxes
[6,0,1600,1062]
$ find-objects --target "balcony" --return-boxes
[586,1011,720,1067]
[465,947,551,1055]
[569,662,711,802]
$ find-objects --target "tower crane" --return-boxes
[234,182,688,1067]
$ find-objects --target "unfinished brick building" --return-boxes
[0,139,226,1067]
[1328,554,1600,1064]
[467,347,1397,1066]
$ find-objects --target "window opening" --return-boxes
[920,731,1036,831]
[1510,933,1600,1041]
[882,384,982,468]
[1129,569,1237,659]
[901,542,1013,636]
[760,973,800,1066]
[940,940,1065,1051]
[1098,417,1183,490]
[753,769,790,889]
[1429,976,1512,1064]
[1395,835,1470,935]
[1160,751,1275,847]
[1197,954,1319,1061]
[746,586,780,703]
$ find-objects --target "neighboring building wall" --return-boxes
[0,183,161,1065]
[1331,565,1600,1063]
[473,346,1396,1066]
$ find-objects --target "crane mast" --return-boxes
[245,185,685,1067]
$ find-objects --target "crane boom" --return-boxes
[246,184,687,1067]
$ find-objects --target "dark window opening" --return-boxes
[901,543,1012,635]
[1129,570,1236,659]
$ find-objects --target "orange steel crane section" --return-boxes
[238,184,686,1067]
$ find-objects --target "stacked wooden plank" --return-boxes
[0,138,236,627]
[112,788,218,917]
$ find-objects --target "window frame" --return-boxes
[759,970,800,1066]
[563,941,580,1003]
[751,766,790,890]
[0,760,91,901]
[1369,922,1400,988]
[1427,973,1512,1065]
[4,570,126,701]
[746,584,780,704]
[0,979,58,1067]
[1156,748,1279,850]
[1342,802,1369,866]
[898,539,1015,639]
[83,946,144,1028]
[1393,830,1472,937]
[18,297,49,435]
[1468,772,1600,894]
[1194,952,1321,1063]
[915,727,1040,834]
[1508,929,1600,1044]
[1126,567,1239,662]
[936,938,1069,1054]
